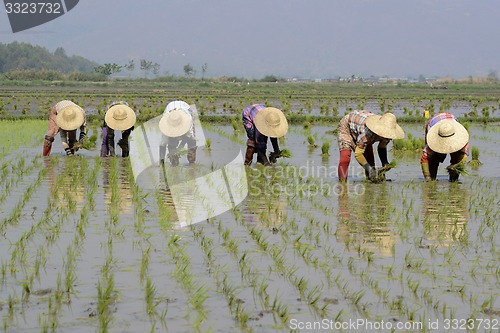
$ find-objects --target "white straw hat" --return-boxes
[426,119,469,154]
[165,100,190,114]
[159,109,193,137]
[55,102,85,131]
[254,107,288,138]
[105,104,136,131]
[365,113,405,139]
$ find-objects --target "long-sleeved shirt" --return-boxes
[348,110,390,149]
[420,112,469,163]
[159,101,195,147]
[46,100,86,144]
[242,104,271,150]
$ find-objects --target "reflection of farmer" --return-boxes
[242,105,288,166]
[420,112,469,182]
[101,102,136,157]
[421,182,469,245]
[43,100,87,156]
[102,158,134,215]
[242,168,287,228]
[336,183,396,256]
[337,111,404,182]
[159,101,196,166]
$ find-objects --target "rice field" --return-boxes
[0,112,499,333]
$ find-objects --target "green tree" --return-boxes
[140,59,153,78]
[201,63,208,80]
[183,63,194,77]
[152,62,160,76]
[94,63,123,77]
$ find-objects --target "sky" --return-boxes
[1,0,500,79]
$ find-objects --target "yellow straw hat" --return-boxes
[159,109,193,137]
[105,104,136,131]
[365,113,405,139]
[55,101,85,131]
[254,107,288,138]
[426,119,469,154]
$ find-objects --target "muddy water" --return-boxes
[0,123,499,332]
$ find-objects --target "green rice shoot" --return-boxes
[279,148,293,158]
[448,162,468,176]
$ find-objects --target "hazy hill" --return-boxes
[0,42,98,74]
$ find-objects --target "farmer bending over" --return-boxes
[337,111,404,182]
[159,100,197,166]
[420,112,469,182]
[43,100,87,156]
[101,101,136,157]
[242,105,288,166]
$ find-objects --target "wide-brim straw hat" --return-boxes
[55,104,85,131]
[365,113,405,139]
[254,107,288,138]
[159,109,193,137]
[105,104,136,131]
[426,119,469,154]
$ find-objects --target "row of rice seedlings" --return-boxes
[4,158,95,331]
[281,191,388,318]
[389,182,500,320]
[234,177,341,318]
[191,222,273,330]
[166,234,209,330]
[0,161,46,232]
[214,220,293,325]
[152,190,213,331]
[281,174,458,321]
[0,155,34,206]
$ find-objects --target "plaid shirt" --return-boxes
[421,112,469,163]
[242,104,269,149]
[347,110,388,149]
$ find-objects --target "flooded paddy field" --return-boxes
[0,117,499,333]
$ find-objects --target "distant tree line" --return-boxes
[0,42,288,83]
[0,42,98,74]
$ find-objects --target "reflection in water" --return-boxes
[242,167,287,229]
[45,156,86,212]
[151,161,248,228]
[336,183,397,257]
[101,158,133,215]
[421,182,469,246]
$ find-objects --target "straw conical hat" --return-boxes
[254,107,288,138]
[55,102,85,131]
[426,119,469,154]
[159,109,193,137]
[365,113,405,139]
[105,104,136,131]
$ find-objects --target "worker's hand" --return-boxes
[73,142,83,151]
[257,149,271,166]
[446,164,460,178]
[380,164,392,172]
[269,150,281,164]
[363,164,378,182]
[368,167,378,182]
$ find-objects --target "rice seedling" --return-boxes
[306,134,318,148]
[447,162,468,176]
[320,142,330,156]
[468,146,483,166]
